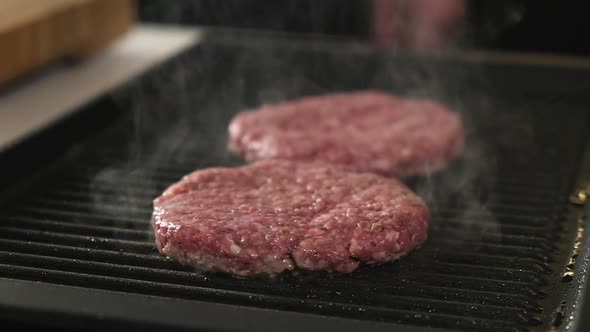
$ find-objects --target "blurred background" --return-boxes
[2,0,590,89]
[136,0,590,55]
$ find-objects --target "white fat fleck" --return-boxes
[385,231,400,241]
[230,244,242,255]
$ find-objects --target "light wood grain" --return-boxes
[0,0,135,86]
[0,24,202,152]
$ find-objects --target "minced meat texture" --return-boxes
[228,90,464,177]
[152,160,429,277]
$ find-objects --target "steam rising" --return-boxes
[87,4,536,246]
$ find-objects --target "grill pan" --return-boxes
[1,30,590,332]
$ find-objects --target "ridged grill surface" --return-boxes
[0,44,588,332]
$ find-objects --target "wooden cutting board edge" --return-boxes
[0,0,136,87]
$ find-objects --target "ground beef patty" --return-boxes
[152,160,429,277]
[228,90,464,177]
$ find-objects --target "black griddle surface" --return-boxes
[1,35,590,332]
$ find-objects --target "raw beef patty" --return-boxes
[152,160,430,277]
[228,90,464,177]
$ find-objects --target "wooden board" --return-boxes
[0,0,135,86]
